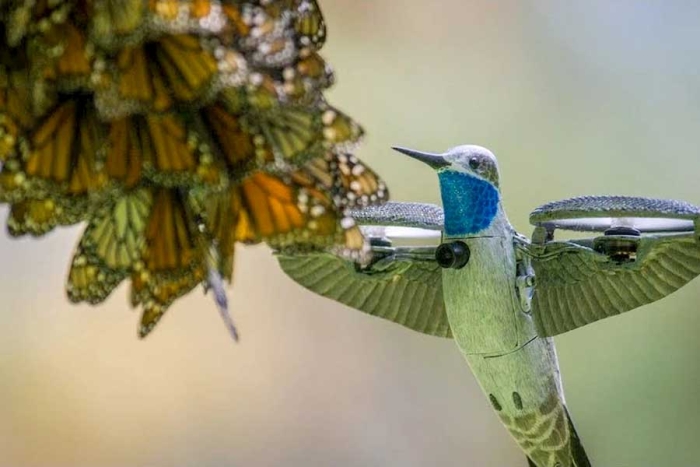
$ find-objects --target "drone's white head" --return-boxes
[393,144,503,237]
[393,144,501,188]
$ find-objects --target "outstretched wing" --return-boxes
[278,201,451,338]
[528,196,700,336]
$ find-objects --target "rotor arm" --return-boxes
[527,195,700,336]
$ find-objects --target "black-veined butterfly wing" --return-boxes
[200,149,387,280]
[302,151,389,209]
[202,91,363,176]
[94,34,222,118]
[67,188,153,304]
[293,0,326,51]
[7,196,92,236]
[68,187,209,338]
[130,188,208,337]
[0,97,111,226]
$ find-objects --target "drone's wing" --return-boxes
[527,196,700,336]
[278,202,451,338]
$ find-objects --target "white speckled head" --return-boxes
[393,144,508,236]
[442,145,500,188]
[393,144,501,188]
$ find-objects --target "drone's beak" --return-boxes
[392,146,450,169]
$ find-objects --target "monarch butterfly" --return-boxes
[200,153,382,281]
[0,97,108,203]
[304,151,388,209]
[293,0,327,50]
[201,93,362,174]
[244,0,326,52]
[94,35,222,118]
[1,0,389,337]
[7,197,89,236]
[106,112,228,189]
[68,188,153,305]
[68,151,386,337]
[66,187,210,337]
[282,52,335,101]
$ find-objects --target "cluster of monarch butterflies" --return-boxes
[0,0,388,338]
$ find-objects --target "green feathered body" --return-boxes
[443,208,589,467]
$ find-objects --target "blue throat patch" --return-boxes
[438,170,500,236]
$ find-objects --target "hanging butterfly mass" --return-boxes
[0,0,388,338]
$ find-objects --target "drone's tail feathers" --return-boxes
[503,394,591,467]
[523,408,591,467]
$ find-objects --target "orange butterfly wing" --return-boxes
[95,34,220,117]
[131,188,208,337]
[204,150,388,280]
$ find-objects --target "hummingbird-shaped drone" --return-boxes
[279,145,700,467]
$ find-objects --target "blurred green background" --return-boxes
[2,2,700,466]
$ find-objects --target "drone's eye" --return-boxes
[468,157,480,171]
